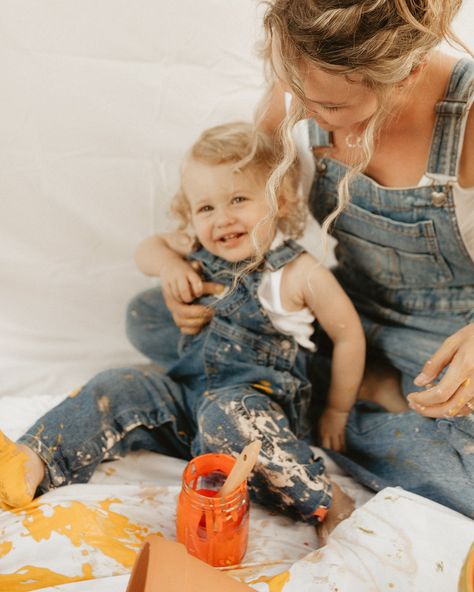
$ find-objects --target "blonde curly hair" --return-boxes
[170,121,307,242]
[259,0,471,239]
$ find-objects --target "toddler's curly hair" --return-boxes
[170,121,307,240]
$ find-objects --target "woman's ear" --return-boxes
[398,60,427,89]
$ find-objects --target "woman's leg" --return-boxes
[310,324,474,517]
[0,367,192,508]
[330,320,474,517]
[192,385,337,524]
[331,401,474,517]
[126,287,180,372]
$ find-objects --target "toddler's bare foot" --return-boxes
[0,431,45,508]
[316,482,354,546]
[358,363,409,413]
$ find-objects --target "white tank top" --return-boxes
[258,235,316,351]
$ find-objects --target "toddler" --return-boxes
[0,122,364,530]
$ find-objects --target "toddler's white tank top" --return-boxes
[258,234,316,351]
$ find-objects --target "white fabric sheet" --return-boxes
[1,2,473,591]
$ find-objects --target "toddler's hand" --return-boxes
[319,407,349,452]
[161,259,203,303]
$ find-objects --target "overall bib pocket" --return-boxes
[333,203,453,289]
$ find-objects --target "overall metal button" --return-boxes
[431,190,447,207]
[316,161,327,174]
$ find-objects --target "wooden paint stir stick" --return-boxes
[218,440,261,497]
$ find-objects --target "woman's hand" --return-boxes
[319,407,350,452]
[407,323,474,418]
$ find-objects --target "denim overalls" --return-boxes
[21,241,332,523]
[308,57,474,517]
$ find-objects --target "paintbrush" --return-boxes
[218,440,261,497]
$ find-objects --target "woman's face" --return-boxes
[271,40,378,131]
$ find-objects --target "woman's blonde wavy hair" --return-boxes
[171,121,307,250]
[259,0,471,241]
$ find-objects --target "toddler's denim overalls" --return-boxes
[308,57,474,517]
[21,241,332,523]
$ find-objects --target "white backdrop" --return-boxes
[1,1,473,399]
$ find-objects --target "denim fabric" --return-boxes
[20,240,331,523]
[308,57,474,517]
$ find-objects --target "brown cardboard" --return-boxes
[126,535,253,592]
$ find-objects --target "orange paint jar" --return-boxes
[459,543,474,592]
[176,453,249,567]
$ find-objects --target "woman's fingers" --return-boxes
[176,277,194,303]
[407,360,464,407]
[413,335,459,387]
[188,272,203,298]
[408,377,473,418]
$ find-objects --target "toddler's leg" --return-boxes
[1,367,192,508]
[193,386,334,524]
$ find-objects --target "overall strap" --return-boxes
[188,240,305,278]
[426,57,474,180]
[264,239,305,271]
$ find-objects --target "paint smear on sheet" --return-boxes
[0,563,93,591]
[0,540,13,557]
[21,498,151,567]
[250,570,290,591]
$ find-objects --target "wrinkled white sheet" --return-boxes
[1,395,473,592]
[0,394,371,591]
[1,2,473,591]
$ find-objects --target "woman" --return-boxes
[128,0,474,517]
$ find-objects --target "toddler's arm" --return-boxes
[284,253,366,451]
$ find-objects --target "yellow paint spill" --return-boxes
[21,498,152,568]
[0,431,34,508]
[249,570,290,591]
[0,540,13,557]
[0,562,93,591]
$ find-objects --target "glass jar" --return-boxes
[176,453,249,567]
[459,543,474,592]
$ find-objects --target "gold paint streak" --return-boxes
[0,563,93,592]
[252,383,274,395]
[68,387,82,398]
[0,540,13,558]
[22,498,150,568]
[249,570,290,591]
